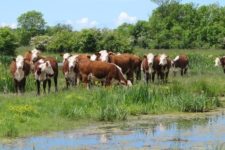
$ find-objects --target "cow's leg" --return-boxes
[36,80,41,96]
[22,78,26,93]
[152,72,155,83]
[127,71,134,83]
[136,69,141,81]
[48,79,51,93]
[14,79,18,94]
[54,75,58,92]
[105,77,112,86]
[181,69,184,76]
[43,80,47,94]
[65,78,69,89]
[145,73,150,84]
[165,71,169,83]
[184,68,188,76]
[82,75,90,89]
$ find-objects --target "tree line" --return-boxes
[0,0,225,56]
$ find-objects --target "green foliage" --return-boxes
[30,35,51,51]
[17,10,46,45]
[0,27,18,55]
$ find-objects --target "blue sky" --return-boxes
[0,0,224,30]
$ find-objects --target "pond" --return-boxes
[1,111,225,150]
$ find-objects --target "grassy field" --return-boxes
[0,48,224,138]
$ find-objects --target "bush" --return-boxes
[0,27,18,56]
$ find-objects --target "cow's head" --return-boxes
[38,60,54,76]
[215,57,221,67]
[15,55,24,70]
[159,54,168,66]
[61,53,72,63]
[90,54,97,61]
[146,53,154,66]
[98,50,109,62]
[67,55,78,71]
[31,49,41,62]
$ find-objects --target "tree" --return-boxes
[17,10,46,45]
[0,27,18,56]
[46,23,73,36]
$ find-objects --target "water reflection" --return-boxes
[1,112,225,150]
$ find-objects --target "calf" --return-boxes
[152,54,171,83]
[76,60,132,89]
[10,55,30,94]
[141,53,154,83]
[215,56,225,73]
[172,54,189,76]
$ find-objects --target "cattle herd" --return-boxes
[9,49,225,95]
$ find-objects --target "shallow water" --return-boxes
[1,112,225,150]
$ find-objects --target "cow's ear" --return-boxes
[143,55,147,58]
[108,52,114,55]
[12,58,16,61]
[87,55,91,59]
[95,52,100,56]
[60,53,64,57]
[46,62,49,67]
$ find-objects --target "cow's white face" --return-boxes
[68,55,78,71]
[31,49,40,61]
[159,54,167,66]
[63,53,71,63]
[147,53,154,65]
[39,61,54,75]
[90,54,97,61]
[215,57,221,67]
[99,50,109,62]
[15,55,24,70]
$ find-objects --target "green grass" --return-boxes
[0,48,224,138]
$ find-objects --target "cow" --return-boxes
[172,54,189,76]
[152,54,171,83]
[215,56,225,73]
[141,53,154,83]
[34,59,58,95]
[10,55,30,94]
[61,53,90,88]
[24,49,59,93]
[96,50,142,83]
[74,59,132,89]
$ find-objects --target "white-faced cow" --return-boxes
[24,49,59,94]
[152,54,171,83]
[215,56,225,73]
[61,53,90,88]
[10,55,30,94]
[34,59,58,95]
[172,54,189,76]
[141,53,154,83]
[75,59,132,89]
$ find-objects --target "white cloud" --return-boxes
[65,17,98,30]
[116,11,137,26]
[0,22,17,29]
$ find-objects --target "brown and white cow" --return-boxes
[24,49,58,94]
[96,50,142,83]
[75,59,132,89]
[152,54,171,83]
[215,56,225,73]
[10,55,30,94]
[61,53,90,88]
[34,59,58,95]
[172,54,189,76]
[141,53,154,83]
